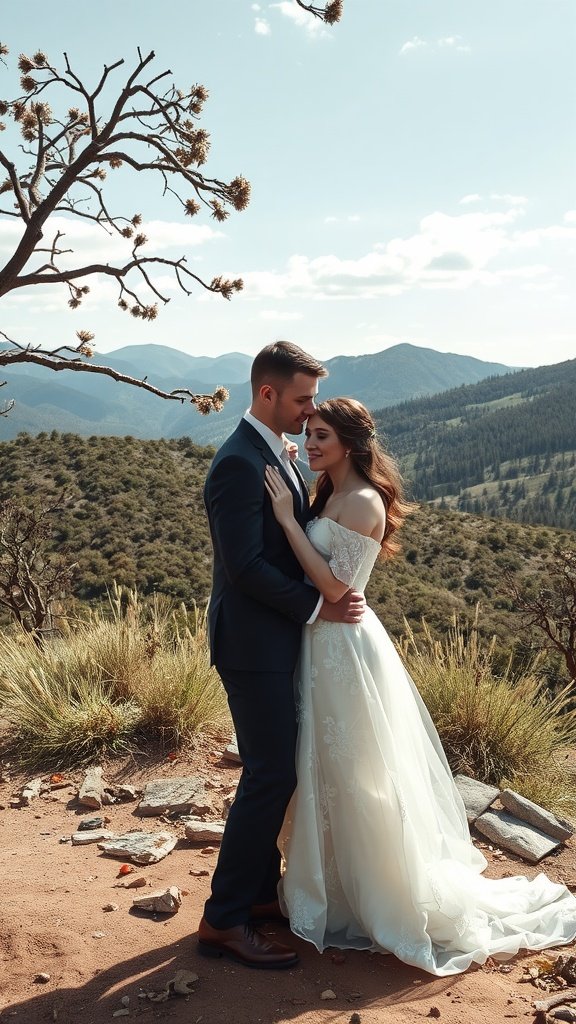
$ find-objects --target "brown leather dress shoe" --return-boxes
[197,916,298,969]
[250,899,289,923]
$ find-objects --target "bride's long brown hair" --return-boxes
[309,397,415,559]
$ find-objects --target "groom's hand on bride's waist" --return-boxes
[318,589,365,624]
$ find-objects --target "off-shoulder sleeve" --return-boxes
[327,523,377,587]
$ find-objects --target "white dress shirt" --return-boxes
[243,411,323,624]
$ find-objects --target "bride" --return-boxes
[264,396,576,977]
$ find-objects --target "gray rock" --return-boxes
[474,809,561,862]
[183,818,226,842]
[453,775,500,824]
[78,816,105,831]
[223,736,242,765]
[78,767,107,809]
[72,829,115,845]
[500,789,574,842]
[132,886,182,914]
[115,784,139,801]
[98,830,177,864]
[137,778,210,817]
[20,778,44,806]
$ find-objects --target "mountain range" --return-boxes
[1,342,512,444]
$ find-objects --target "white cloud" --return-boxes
[459,193,528,209]
[400,34,470,56]
[564,211,576,224]
[0,216,222,263]
[251,3,261,8]
[438,36,471,53]
[399,36,427,55]
[490,193,528,206]
[259,310,304,321]
[324,214,361,224]
[239,204,576,302]
[271,2,328,37]
[254,17,271,35]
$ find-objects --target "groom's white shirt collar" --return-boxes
[243,410,286,460]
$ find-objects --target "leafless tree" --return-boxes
[507,547,576,681]
[0,44,249,413]
[0,498,77,640]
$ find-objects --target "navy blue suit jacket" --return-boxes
[204,419,320,672]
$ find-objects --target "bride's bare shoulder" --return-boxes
[338,488,386,541]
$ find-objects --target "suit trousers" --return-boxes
[204,667,298,930]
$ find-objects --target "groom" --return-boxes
[198,341,364,969]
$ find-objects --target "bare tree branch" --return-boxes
[506,547,576,681]
[0,46,251,413]
[293,0,343,24]
[0,332,230,413]
[0,497,78,641]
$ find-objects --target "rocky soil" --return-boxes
[1,734,575,1024]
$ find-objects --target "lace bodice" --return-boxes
[306,517,381,593]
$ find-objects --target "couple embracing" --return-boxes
[198,341,576,976]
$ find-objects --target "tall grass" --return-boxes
[398,616,576,817]
[0,586,230,766]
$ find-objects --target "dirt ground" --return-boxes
[1,735,575,1024]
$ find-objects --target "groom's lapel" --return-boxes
[238,418,302,507]
[291,460,310,514]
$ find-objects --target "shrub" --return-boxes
[0,586,230,767]
[398,616,576,817]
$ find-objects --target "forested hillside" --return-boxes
[375,358,576,529]
[1,432,573,665]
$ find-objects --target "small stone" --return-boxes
[78,817,105,831]
[132,886,182,915]
[321,989,337,1000]
[72,829,115,846]
[112,1011,130,1019]
[350,1015,361,1024]
[138,778,210,817]
[200,846,216,855]
[427,1010,441,1019]
[92,931,106,938]
[183,819,225,843]
[120,996,130,1007]
[102,903,119,912]
[124,876,147,889]
[189,869,209,877]
[98,830,177,864]
[223,736,242,765]
[20,777,44,806]
[116,785,138,801]
[34,972,51,984]
[172,970,198,995]
[78,766,108,809]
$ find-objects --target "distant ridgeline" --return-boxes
[374,358,576,531]
[0,432,574,657]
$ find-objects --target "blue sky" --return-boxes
[2,0,575,368]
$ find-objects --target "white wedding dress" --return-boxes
[278,516,576,976]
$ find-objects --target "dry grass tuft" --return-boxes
[398,616,576,818]
[0,585,229,766]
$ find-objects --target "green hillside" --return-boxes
[1,432,573,669]
[375,358,576,530]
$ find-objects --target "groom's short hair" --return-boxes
[251,341,327,394]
